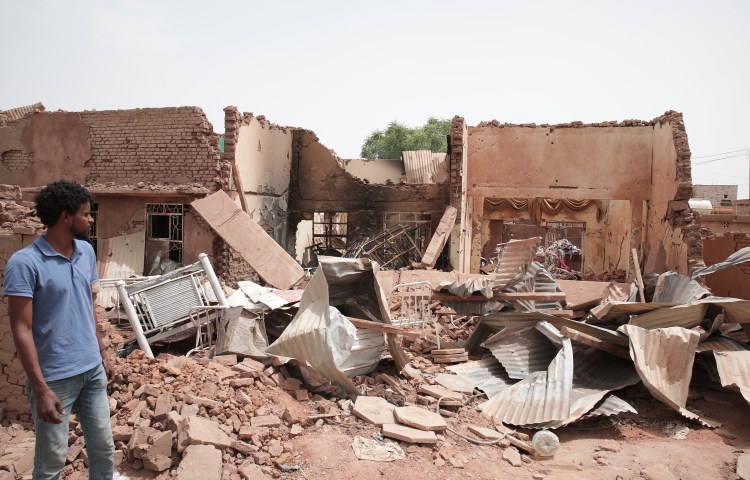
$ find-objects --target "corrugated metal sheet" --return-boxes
[507,261,563,312]
[97,231,146,308]
[692,246,750,278]
[402,150,449,184]
[622,325,699,410]
[438,276,494,298]
[442,300,498,317]
[652,272,710,303]
[696,335,750,353]
[446,358,515,397]
[484,324,558,379]
[628,302,708,329]
[713,351,750,391]
[494,237,541,290]
[602,282,635,303]
[481,322,573,426]
[266,265,383,397]
[713,298,750,323]
[590,302,679,322]
[581,395,637,420]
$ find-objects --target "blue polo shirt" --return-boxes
[3,236,100,382]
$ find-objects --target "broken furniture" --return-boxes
[117,253,228,358]
[390,281,433,327]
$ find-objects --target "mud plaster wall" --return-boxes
[343,159,404,184]
[93,195,215,269]
[693,185,738,206]
[482,200,632,274]
[289,130,449,253]
[0,108,223,189]
[647,112,700,275]
[464,124,652,272]
[701,215,750,235]
[703,232,750,299]
[449,117,469,271]
[233,114,293,246]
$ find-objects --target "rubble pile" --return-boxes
[0,186,43,236]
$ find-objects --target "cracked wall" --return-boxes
[225,108,293,246]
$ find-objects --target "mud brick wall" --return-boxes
[82,107,222,187]
[0,233,32,420]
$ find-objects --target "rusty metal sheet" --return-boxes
[446,358,515,397]
[484,324,558,380]
[652,272,710,303]
[628,302,708,329]
[621,325,698,410]
[481,322,573,427]
[493,237,541,290]
[590,301,679,322]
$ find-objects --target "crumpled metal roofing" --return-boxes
[621,325,698,411]
[494,237,541,291]
[627,302,708,329]
[446,358,515,397]
[481,322,574,426]
[437,276,494,298]
[507,261,564,312]
[590,301,679,322]
[484,324,558,380]
[696,334,750,353]
[581,395,637,421]
[652,272,710,303]
[692,246,750,278]
[402,150,449,184]
[712,351,750,405]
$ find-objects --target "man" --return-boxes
[4,181,114,480]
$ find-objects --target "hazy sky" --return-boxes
[2,1,749,196]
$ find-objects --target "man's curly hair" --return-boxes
[35,181,94,227]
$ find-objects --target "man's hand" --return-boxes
[34,385,64,424]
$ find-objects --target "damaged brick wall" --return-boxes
[289,129,449,257]
[0,187,44,419]
[0,107,224,190]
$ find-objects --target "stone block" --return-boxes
[250,415,280,428]
[238,460,269,480]
[381,424,437,444]
[176,415,232,452]
[394,406,447,431]
[153,393,173,421]
[352,396,396,426]
[176,444,222,480]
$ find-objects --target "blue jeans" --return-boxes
[26,363,114,480]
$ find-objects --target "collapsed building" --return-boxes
[4,102,749,479]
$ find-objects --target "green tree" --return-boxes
[360,117,451,159]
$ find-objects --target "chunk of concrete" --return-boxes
[153,393,173,421]
[176,444,222,480]
[250,415,281,428]
[417,384,464,401]
[381,424,438,444]
[177,416,232,452]
[738,454,750,480]
[238,460,270,479]
[467,425,503,441]
[394,406,447,431]
[353,396,397,426]
[503,446,522,467]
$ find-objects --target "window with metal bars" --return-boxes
[312,212,348,252]
[146,204,184,264]
[88,202,98,255]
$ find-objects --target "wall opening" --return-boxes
[313,212,348,254]
[146,203,184,270]
[89,202,99,255]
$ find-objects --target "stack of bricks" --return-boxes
[81,107,223,188]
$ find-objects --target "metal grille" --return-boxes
[89,202,98,255]
[146,203,184,264]
[383,212,430,251]
[313,212,348,252]
[130,270,208,333]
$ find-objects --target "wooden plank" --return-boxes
[433,354,468,364]
[346,317,420,339]
[632,248,645,303]
[191,191,304,289]
[560,326,631,359]
[431,348,465,355]
[96,231,146,308]
[419,206,457,269]
[536,309,577,319]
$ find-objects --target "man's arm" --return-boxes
[8,296,64,424]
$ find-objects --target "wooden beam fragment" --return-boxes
[431,291,567,302]
[419,206,458,269]
[632,248,645,303]
[345,316,421,339]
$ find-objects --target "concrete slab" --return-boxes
[176,415,232,452]
[191,191,304,289]
[176,444,222,480]
[251,415,281,428]
[418,384,464,401]
[435,373,474,394]
[381,424,438,444]
[467,425,504,440]
[394,406,447,431]
[352,396,397,426]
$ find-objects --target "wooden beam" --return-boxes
[560,326,631,359]
[631,248,645,303]
[345,316,421,339]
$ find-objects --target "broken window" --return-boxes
[88,202,98,255]
[146,204,184,268]
[313,212,348,254]
[542,221,584,273]
[383,212,431,251]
